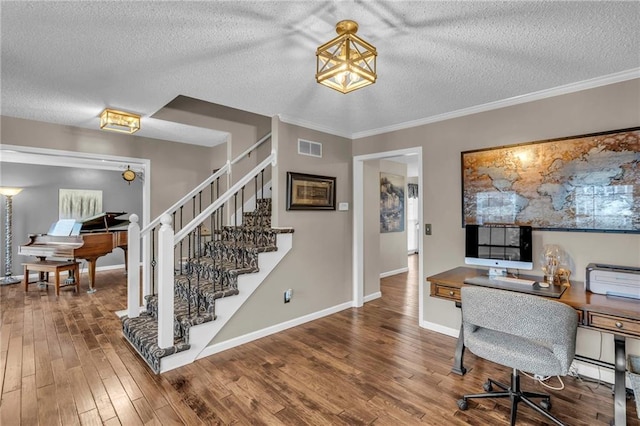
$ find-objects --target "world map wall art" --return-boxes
[461,127,640,233]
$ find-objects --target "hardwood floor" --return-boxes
[1,258,638,425]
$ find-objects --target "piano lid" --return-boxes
[80,212,128,232]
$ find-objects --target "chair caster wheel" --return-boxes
[483,381,493,392]
[540,399,551,410]
[457,399,468,410]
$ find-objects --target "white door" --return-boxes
[407,195,419,254]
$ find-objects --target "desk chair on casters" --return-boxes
[456,286,578,425]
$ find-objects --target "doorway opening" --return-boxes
[0,144,150,227]
[352,147,424,325]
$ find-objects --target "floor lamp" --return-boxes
[0,187,23,285]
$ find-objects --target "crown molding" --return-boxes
[277,69,639,141]
[352,68,640,140]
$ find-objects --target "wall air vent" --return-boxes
[298,139,322,158]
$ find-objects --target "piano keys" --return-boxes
[19,212,128,293]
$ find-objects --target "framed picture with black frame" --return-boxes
[286,172,336,210]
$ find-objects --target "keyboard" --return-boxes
[462,275,565,298]
[464,276,536,287]
[493,276,536,286]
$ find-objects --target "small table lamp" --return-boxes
[0,187,23,285]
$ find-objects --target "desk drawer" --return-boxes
[587,312,640,338]
[432,284,461,301]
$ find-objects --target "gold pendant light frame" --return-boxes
[316,20,377,94]
[100,108,141,134]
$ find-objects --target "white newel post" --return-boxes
[157,214,175,348]
[127,214,140,318]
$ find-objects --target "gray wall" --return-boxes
[352,78,640,363]
[0,163,142,273]
[212,118,353,342]
[1,117,220,220]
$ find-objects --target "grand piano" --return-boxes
[19,212,128,292]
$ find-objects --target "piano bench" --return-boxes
[23,260,80,296]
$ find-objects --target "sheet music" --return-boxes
[49,219,77,236]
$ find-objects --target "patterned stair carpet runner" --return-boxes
[122,199,288,373]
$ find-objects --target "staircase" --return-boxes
[120,135,294,374]
[122,198,293,373]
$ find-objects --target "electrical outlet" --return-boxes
[284,289,292,303]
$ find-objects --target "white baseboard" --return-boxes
[13,263,126,281]
[364,291,382,302]
[572,360,615,385]
[115,305,145,318]
[197,300,353,360]
[380,267,409,278]
[81,263,126,273]
[420,320,460,338]
[421,321,626,387]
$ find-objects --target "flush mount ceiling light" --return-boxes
[100,108,141,134]
[316,20,377,94]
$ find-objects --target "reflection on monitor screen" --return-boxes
[465,224,533,276]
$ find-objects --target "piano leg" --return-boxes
[86,258,99,293]
[120,247,128,275]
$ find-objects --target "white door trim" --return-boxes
[352,147,424,323]
[0,143,151,230]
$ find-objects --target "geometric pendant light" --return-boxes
[316,20,377,94]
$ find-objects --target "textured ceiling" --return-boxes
[2,1,639,147]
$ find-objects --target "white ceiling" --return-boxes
[2,1,639,147]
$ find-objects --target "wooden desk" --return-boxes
[428,266,640,426]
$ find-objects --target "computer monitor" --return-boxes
[465,224,533,276]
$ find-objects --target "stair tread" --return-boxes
[122,313,190,374]
[174,275,242,295]
[186,258,261,274]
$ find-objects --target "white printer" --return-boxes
[586,263,640,300]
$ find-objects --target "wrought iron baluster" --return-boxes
[177,208,181,270]
[187,246,192,319]
[252,174,258,244]
[210,178,215,248]
[241,186,245,266]
[260,169,266,227]
[234,193,238,268]
[151,227,157,295]
[241,186,245,224]
[220,191,224,240]
[196,226,201,315]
